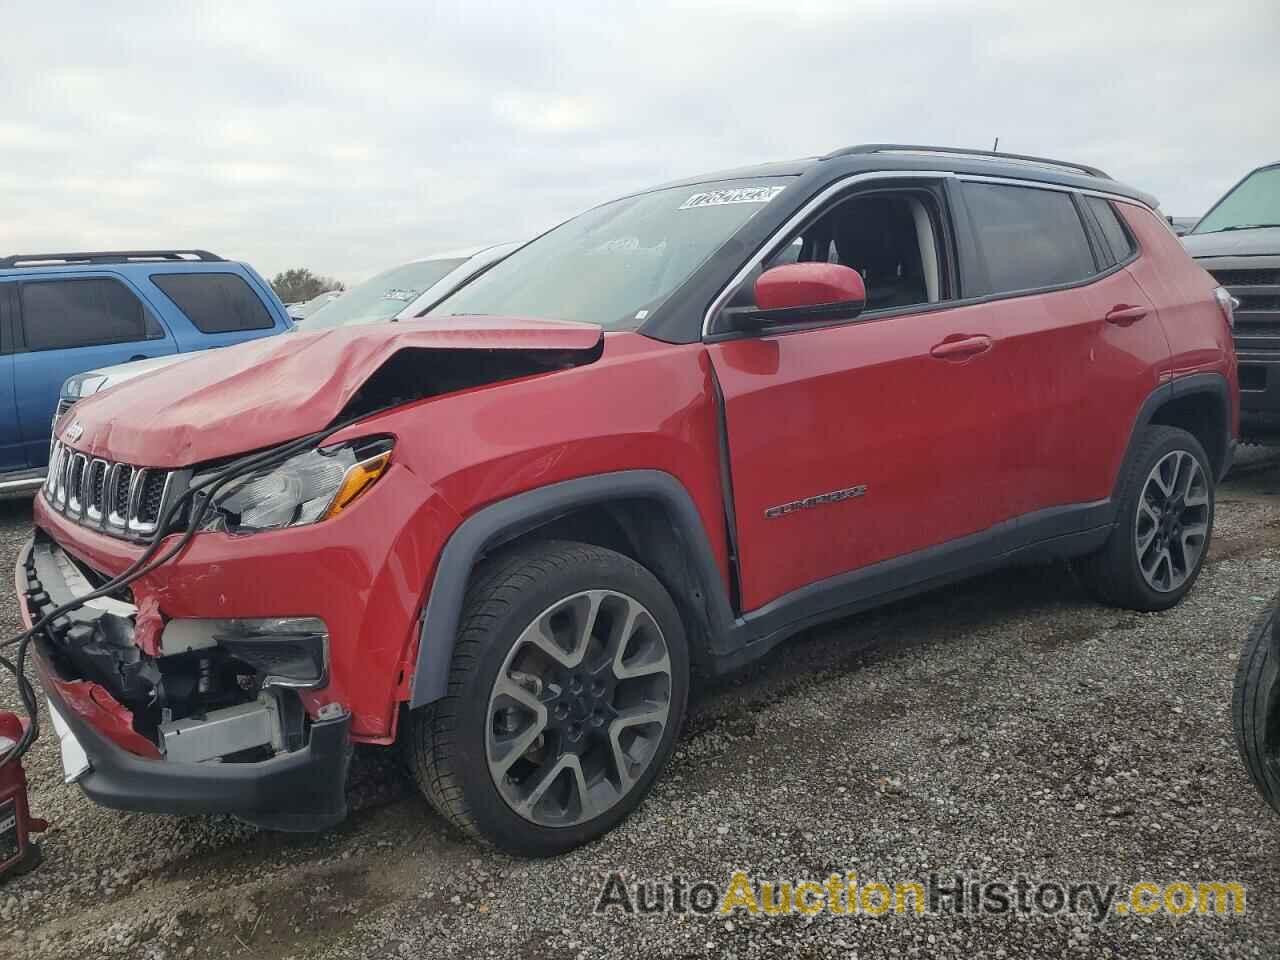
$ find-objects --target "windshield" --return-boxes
[305,257,466,329]
[293,290,341,318]
[1193,166,1280,234]
[432,178,793,329]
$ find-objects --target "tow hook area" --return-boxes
[20,534,354,831]
[23,536,326,763]
[158,693,290,764]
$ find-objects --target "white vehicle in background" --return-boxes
[286,288,344,321]
[298,243,518,329]
[57,242,520,418]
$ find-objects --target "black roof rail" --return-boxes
[825,144,1111,180]
[0,249,225,269]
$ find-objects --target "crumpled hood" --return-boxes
[1182,226,1280,259]
[61,315,603,467]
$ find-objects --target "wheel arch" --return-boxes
[408,470,733,708]
[1115,373,1234,501]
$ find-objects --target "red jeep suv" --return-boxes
[19,145,1237,855]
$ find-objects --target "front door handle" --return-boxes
[128,354,149,362]
[1104,304,1148,326]
[930,335,992,361]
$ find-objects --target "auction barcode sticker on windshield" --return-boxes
[679,185,785,210]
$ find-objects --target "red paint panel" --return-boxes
[950,270,1167,517]
[710,305,1012,611]
[711,260,1172,612]
[755,263,866,311]
[34,333,728,743]
[38,667,160,759]
[1119,203,1239,430]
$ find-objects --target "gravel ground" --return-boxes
[4,450,1280,959]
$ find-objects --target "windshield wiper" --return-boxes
[1211,223,1280,233]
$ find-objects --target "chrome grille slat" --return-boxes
[66,454,87,515]
[53,445,69,506]
[87,459,109,522]
[107,464,132,528]
[42,439,178,541]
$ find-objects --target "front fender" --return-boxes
[409,469,733,707]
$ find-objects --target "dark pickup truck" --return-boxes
[1182,162,1280,441]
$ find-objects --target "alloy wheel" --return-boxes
[485,589,673,827]
[1134,449,1209,593]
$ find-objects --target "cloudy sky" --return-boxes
[2,0,1277,284]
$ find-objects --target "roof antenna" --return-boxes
[992,137,1000,152]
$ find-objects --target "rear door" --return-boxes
[952,181,1168,516]
[12,274,178,467]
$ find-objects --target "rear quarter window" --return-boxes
[1085,196,1138,263]
[962,183,1097,295]
[19,277,163,351]
[151,272,275,334]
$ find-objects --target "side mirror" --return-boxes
[726,263,866,330]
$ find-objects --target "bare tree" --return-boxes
[271,268,344,303]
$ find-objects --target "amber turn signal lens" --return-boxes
[321,452,391,520]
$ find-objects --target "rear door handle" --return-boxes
[1104,304,1148,326]
[128,354,149,362]
[930,335,992,361]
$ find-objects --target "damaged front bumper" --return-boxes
[16,535,353,832]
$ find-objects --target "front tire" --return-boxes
[407,540,689,856]
[1075,425,1214,611]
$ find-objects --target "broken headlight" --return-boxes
[196,438,393,534]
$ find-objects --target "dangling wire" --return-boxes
[0,413,370,770]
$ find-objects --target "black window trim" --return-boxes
[702,171,1155,343]
[704,175,964,342]
[941,175,1144,307]
[1072,192,1112,272]
[148,270,276,335]
[0,283,14,355]
[955,176,1104,298]
[1078,194,1141,270]
[13,275,168,354]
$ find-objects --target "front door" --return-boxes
[707,181,1014,612]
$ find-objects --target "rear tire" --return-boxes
[1075,425,1214,611]
[1233,602,1280,817]
[406,539,689,857]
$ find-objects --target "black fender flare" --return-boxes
[408,469,732,707]
[1112,372,1234,503]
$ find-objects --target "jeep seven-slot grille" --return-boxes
[1205,260,1280,354]
[43,440,180,540]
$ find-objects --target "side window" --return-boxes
[1086,196,1137,264]
[151,273,274,334]
[962,183,1096,294]
[19,278,162,351]
[728,189,948,313]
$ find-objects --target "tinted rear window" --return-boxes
[20,277,162,351]
[152,272,275,333]
[1086,196,1137,264]
[963,183,1096,294]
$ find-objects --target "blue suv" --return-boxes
[0,250,292,492]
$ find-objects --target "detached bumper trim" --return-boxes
[17,535,353,832]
